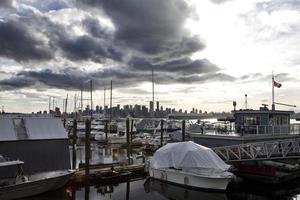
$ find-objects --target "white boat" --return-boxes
[0,157,74,200]
[148,141,233,191]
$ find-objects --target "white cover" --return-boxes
[150,141,230,173]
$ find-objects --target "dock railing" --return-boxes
[235,124,300,136]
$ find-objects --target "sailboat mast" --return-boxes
[80,88,83,112]
[104,87,106,116]
[110,80,112,122]
[272,72,275,110]
[65,94,68,113]
[90,80,93,117]
[152,67,155,117]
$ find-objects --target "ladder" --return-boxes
[213,138,300,162]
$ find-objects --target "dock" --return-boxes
[68,163,146,186]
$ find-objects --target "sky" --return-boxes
[0,0,299,113]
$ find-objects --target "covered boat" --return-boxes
[149,141,233,191]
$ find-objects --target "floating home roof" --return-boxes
[0,115,67,141]
[234,109,294,115]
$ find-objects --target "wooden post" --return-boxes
[104,120,108,141]
[126,118,130,164]
[72,119,77,170]
[130,119,134,145]
[63,118,66,128]
[126,181,130,200]
[160,119,164,146]
[85,119,91,185]
[182,120,185,141]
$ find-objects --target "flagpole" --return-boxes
[272,72,275,110]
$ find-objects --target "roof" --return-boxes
[234,109,293,115]
[0,116,68,141]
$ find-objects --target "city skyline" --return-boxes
[0,0,299,113]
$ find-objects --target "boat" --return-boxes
[0,114,74,199]
[148,141,234,191]
[0,156,74,200]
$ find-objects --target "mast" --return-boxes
[65,94,68,113]
[110,80,112,122]
[104,87,106,116]
[48,96,51,113]
[272,72,275,110]
[152,67,155,117]
[80,88,83,113]
[90,80,93,117]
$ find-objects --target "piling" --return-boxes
[126,118,131,164]
[182,120,185,141]
[72,119,77,170]
[126,181,130,200]
[85,119,91,186]
[160,119,164,146]
[104,120,108,141]
[63,118,66,128]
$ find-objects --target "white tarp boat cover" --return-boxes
[150,141,230,173]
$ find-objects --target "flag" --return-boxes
[273,80,282,88]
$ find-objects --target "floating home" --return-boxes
[192,106,300,148]
[0,115,70,175]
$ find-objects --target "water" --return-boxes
[19,177,300,200]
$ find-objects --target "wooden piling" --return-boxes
[182,120,185,141]
[72,119,77,170]
[126,118,131,164]
[104,120,108,141]
[85,119,91,186]
[160,119,164,146]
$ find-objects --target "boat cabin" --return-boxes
[234,107,292,135]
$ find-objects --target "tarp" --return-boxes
[150,141,230,173]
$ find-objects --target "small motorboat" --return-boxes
[148,141,233,191]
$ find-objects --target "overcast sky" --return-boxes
[0,0,299,113]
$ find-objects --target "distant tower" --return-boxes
[233,101,237,111]
[156,101,159,111]
[244,94,248,109]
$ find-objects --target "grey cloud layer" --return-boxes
[0,0,234,92]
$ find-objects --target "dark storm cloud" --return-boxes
[0,66,236,91]
[0,0,12,8]
[128,57,219,75]
[79,0,205,57]
[56,35,123,62]
[0,20,53,62]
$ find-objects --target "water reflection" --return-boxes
[144,178,227,200]
[18,177,300,200]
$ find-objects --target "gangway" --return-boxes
[213,138,300,162]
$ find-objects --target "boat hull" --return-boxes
[0,170,74,200]
[149,168,231,191]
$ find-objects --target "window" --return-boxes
[244,116,261,125]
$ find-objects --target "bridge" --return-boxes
[213,138,300,162]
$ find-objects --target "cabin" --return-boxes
[234,107,292,135]
[0,115,70,175]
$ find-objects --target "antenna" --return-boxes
[244,94,248,109]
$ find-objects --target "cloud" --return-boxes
[0,19,53,62]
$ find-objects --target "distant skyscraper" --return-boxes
[156,101,159,111]
[150,101,154,113]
